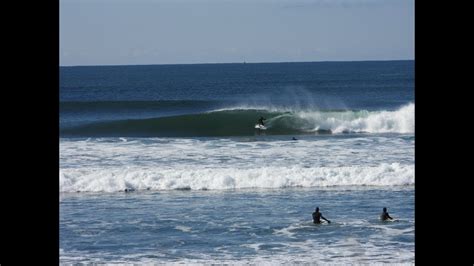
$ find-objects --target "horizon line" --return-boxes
[60,59,414,67]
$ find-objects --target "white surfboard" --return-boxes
[255,124,267,130]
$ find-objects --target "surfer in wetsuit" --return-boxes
[312,207,331,224]
[380,207,393,221]
[257,117,266,126]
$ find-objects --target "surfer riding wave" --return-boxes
[255,116,267,130]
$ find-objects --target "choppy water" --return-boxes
[60,187,414,264]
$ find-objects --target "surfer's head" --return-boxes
[315,207,319,212]
[383,207,387,212]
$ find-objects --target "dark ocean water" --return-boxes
[60,61,413,137]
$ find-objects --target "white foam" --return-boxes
[60,134,413,170]
[214,102,414,134]
[60,124,413,193]
[272,222,310,238]
[60,163,413,193]
[175,226,192,233]
[289,103,414,134]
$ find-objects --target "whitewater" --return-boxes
[215,102,414,134]
[60,137,413,193]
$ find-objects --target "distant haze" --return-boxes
[60,0,414,66]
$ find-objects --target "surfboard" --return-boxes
[381,218,398,222]
[255,124,267,130]
[311,220,330,225]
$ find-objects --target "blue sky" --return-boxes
[60,0,414,66]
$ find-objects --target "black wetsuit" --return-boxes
[380,211,393,221]
[258,118,265,126]
[312,211,328,224]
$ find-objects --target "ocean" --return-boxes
[60,60,414,264]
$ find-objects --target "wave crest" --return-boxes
[60,163,414,193]
[61,103,414,137]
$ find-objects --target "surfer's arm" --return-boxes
[321,215,331,223]
[387,214,393,220]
